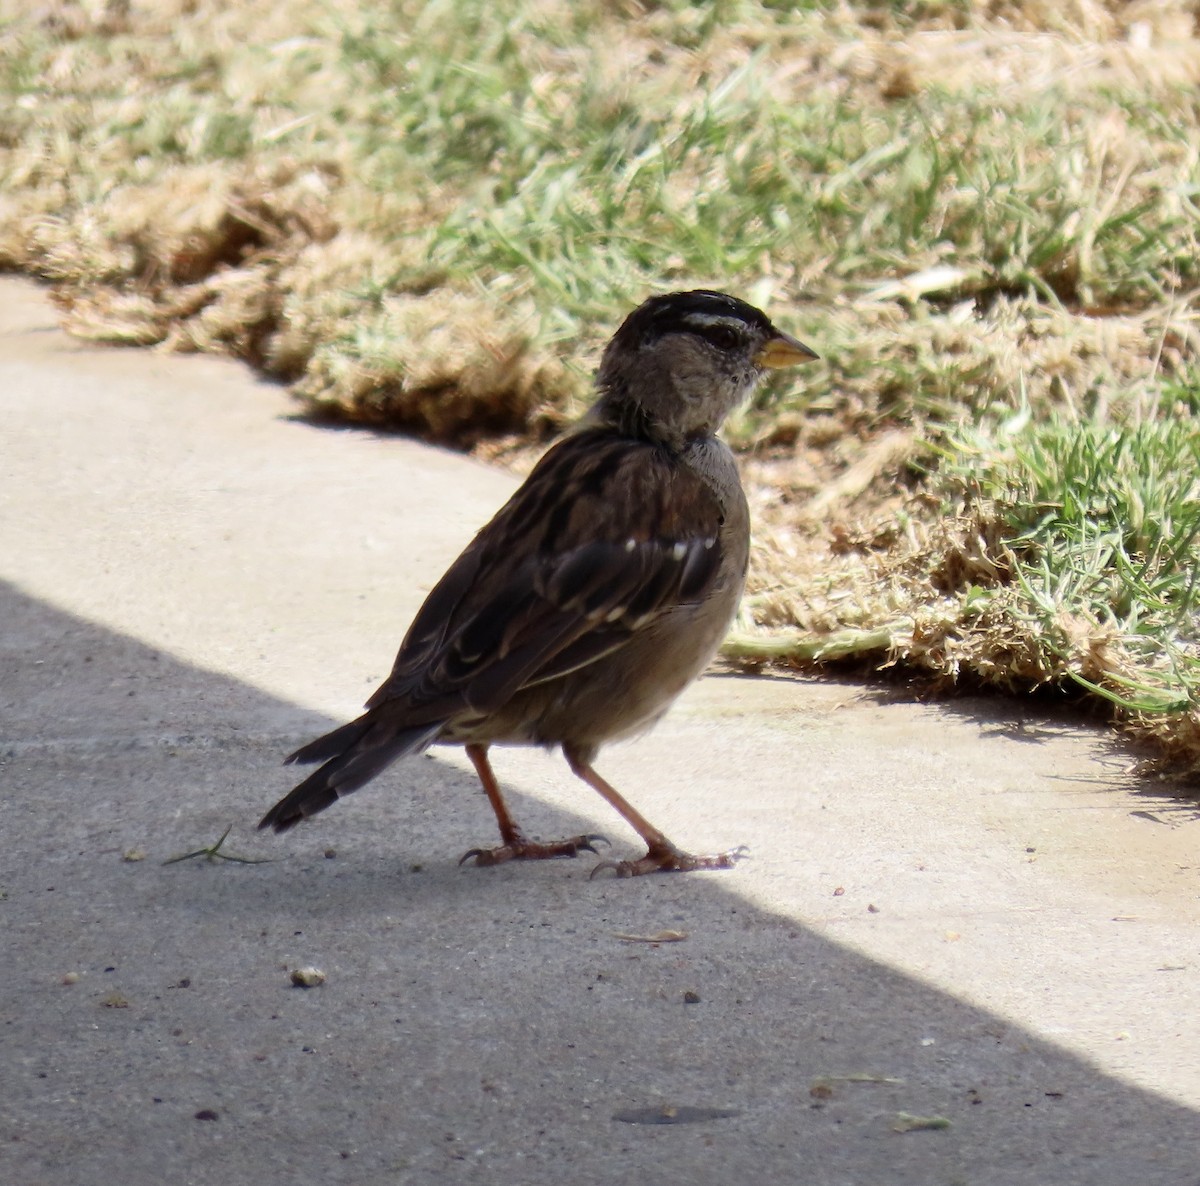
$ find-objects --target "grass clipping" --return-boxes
[3,0,1200,774]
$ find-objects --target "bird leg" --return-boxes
[562,744,746,877]
[458,744,607,867]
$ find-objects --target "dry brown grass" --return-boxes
[5,0,1200,768]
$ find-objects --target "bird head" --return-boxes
[594,289,817,447]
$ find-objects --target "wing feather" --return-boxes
[364,428,726,719]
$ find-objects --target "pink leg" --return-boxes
[563,745,747,878]
[458,744,606,867]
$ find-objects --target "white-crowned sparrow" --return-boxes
[259,290,816,875]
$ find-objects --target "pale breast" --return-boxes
[452,436,750,755]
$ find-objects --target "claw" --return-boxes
[590,843,749,879]
[589,859,630,880]
[458,833,609,867]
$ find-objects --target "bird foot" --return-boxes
[590,843,748,879]
[459,833,609,867]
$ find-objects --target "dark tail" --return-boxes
[258,714,443,833]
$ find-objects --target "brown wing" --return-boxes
[364,428,726,719]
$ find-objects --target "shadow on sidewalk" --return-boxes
[3,579,1196,1186]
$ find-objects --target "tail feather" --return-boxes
[285,717,374,766]
[260,716,442,833]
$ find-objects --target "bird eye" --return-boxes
[698,324,741,351]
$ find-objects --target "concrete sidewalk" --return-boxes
[2,276,1197,1185]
